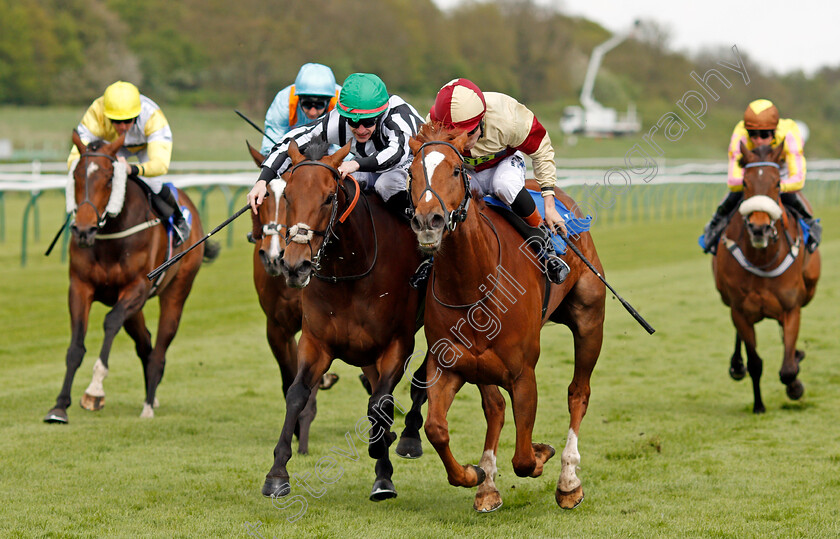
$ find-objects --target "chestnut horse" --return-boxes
[712,143,820,413]
[407,124,606,511]
[260,140,427,501]
[246,142,317,454]
[44,130,218,423]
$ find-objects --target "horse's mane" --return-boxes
[304,138,330,161]
[416,122,460,144]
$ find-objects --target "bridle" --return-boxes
[284,160,376,281]
[408,140,471,231]
[75,151,118,228]
[741,161,783,244]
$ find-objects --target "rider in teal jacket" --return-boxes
[261,63,342,155]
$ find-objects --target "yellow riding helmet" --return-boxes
[743,99,779,130]
[103,81,142,120]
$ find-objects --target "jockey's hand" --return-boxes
[116,155,129,170]
[248,180,268,215]
[543,195,568,236]
[338,160,360,179]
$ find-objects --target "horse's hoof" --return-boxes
[530,443,556,477]
[79,393,105,411]
[753,403,766,414]
[139,403,154,419]
[262,477,291,498]
[395,436,423,459]
[153,397,160,409]
[369,478,397,501]
[470,464,487,486]
[319,373,340,390]
[556,485,584,509]
[786,379,805,400]
[729,364,746,381]
[43,408,68,424]
[474,491,503,513]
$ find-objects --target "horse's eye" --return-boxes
[324,194,334,205]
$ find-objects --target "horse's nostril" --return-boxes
[430,213,446,230]
[410,216,422,233]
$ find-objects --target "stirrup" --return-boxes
[409,258,433,290]
[544,255,570,285]
[172,217,191,247]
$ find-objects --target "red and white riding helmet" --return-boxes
[429,78,486,132]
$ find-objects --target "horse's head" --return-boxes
[246,141,288,276]
[738,141,786,249]
[280,139,352,287]
[407,123,472,253]
[68,130,127,247]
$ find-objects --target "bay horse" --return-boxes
[43,130,219,423]
[407,123,606,511]
[260,140,428,501]
[247,141,320,454]
[712,142,820,413]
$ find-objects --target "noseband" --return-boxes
[409,141,472,231]
[740,161,783,243]
[285,160,360,272]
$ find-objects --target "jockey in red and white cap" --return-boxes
[427,78,570,284]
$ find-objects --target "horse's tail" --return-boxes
[203,240,221,264]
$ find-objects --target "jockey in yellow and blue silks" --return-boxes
[67,81,190,246]
[702,99,821,254]
[260,63,342,155]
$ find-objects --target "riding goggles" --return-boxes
[347,115,380,128]
[301,98,329,110]
[747,129,775,139]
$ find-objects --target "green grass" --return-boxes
[1,192,840,538]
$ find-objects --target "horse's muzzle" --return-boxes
[746,220,777,249]
[259,248,285,277]
[70,223,98,247]
[280,257,312,288]
[410,212,445,252]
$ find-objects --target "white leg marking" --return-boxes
[84,358,108,397]
[559,428,581,492]
[140,403,155,418]
[479,449,498,489]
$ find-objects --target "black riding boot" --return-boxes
[509,187,570,285]
[781,192,822,253]
[154,187,191,247]
[703,191,743,254]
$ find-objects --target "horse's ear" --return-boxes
[326,142,352,168]
[738,140,753,168]
[101,133,126,156]
[771,139,786,164]
[452,130,469,152]
[409,136,422,155]
[72,129,86,154]
[288,140,305,166]
[247,140,266,168]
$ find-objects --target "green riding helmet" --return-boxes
[337,73,389,121]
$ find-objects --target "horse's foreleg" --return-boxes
[424,367,485,489]
[143,280,192,418]
[123,311,154,406]
[474,384,505,513]
[267,319,313,454]
[731,310,764,413]
[779,308,805,400]
[510,369,549,479]
[262,335,329,499]
[729,334,746,380]
[557,313,602,510]
[396,351,428,459]
[45,282,94,423]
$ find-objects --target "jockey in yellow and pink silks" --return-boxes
[702,99,821,254]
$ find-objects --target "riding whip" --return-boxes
[45,213,71,256]
[235,110,276,146]
[147,196,265,281]
[556,229,655,335]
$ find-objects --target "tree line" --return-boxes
[1,0,838,154]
